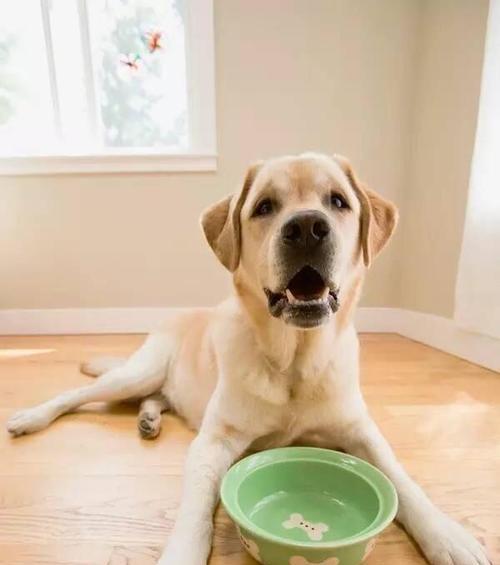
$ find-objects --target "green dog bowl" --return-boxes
[221,447,397,565]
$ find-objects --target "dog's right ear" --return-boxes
[201,162,262,271]
[333,154,398,268]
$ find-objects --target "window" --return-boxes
[454,0,500,340]
[0,0,216,174]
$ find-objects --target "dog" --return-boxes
[7,153,490,565]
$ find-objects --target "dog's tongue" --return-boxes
[286,286,329,303]
[286,266,328,302]
[295,290,323,300]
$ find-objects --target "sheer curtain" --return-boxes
[455,0,500,340]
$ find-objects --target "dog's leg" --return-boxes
[337,415,491,565]
[157,406,253,565]
[138,392,169,439]
[7,334,171,437]
[80,356,126,377]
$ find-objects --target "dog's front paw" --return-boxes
[415,512,490,565]
[157,534,210,565]
[6,407,53,436]
[157,547,206,565]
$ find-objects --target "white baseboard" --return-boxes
[0,307,175,336]
[355,307,499,372]
[0,307,498,372]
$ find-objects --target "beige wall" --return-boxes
[398,0,489,316]
[0,0,421,310]
[1,1,488,315]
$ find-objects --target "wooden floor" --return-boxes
[0,334,498,565]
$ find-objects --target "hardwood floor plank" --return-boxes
[0,334,498,564]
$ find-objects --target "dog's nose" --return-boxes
[281,211,331,248]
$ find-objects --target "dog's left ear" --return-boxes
[333,154,398,267]
[201,162,262,271]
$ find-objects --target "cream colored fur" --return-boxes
[6,154,490,565]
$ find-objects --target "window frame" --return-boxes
[0,0,217,175]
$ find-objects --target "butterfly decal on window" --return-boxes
[120,53,141,70]
[144,30,163,53]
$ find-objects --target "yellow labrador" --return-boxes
[7,154,489,565]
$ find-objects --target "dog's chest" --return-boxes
[249,396,333,450]
[229,337,358,446]
[244,365,340,439]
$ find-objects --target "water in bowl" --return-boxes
[238,460,380,543]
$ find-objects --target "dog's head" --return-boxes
[201,153,397,329]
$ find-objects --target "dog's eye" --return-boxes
[330,192,349,210]
[252,198,274,217]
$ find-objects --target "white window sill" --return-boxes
[0,153,217,175]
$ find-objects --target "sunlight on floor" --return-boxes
[0,348,55,359]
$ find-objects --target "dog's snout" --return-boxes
[281,211,331,248]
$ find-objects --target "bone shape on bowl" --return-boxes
[363,537,377,560]
[237,527,261,561]
[289,556,340,565]
[282,513,329,541]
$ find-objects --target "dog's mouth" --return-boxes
[265,266,339,328]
